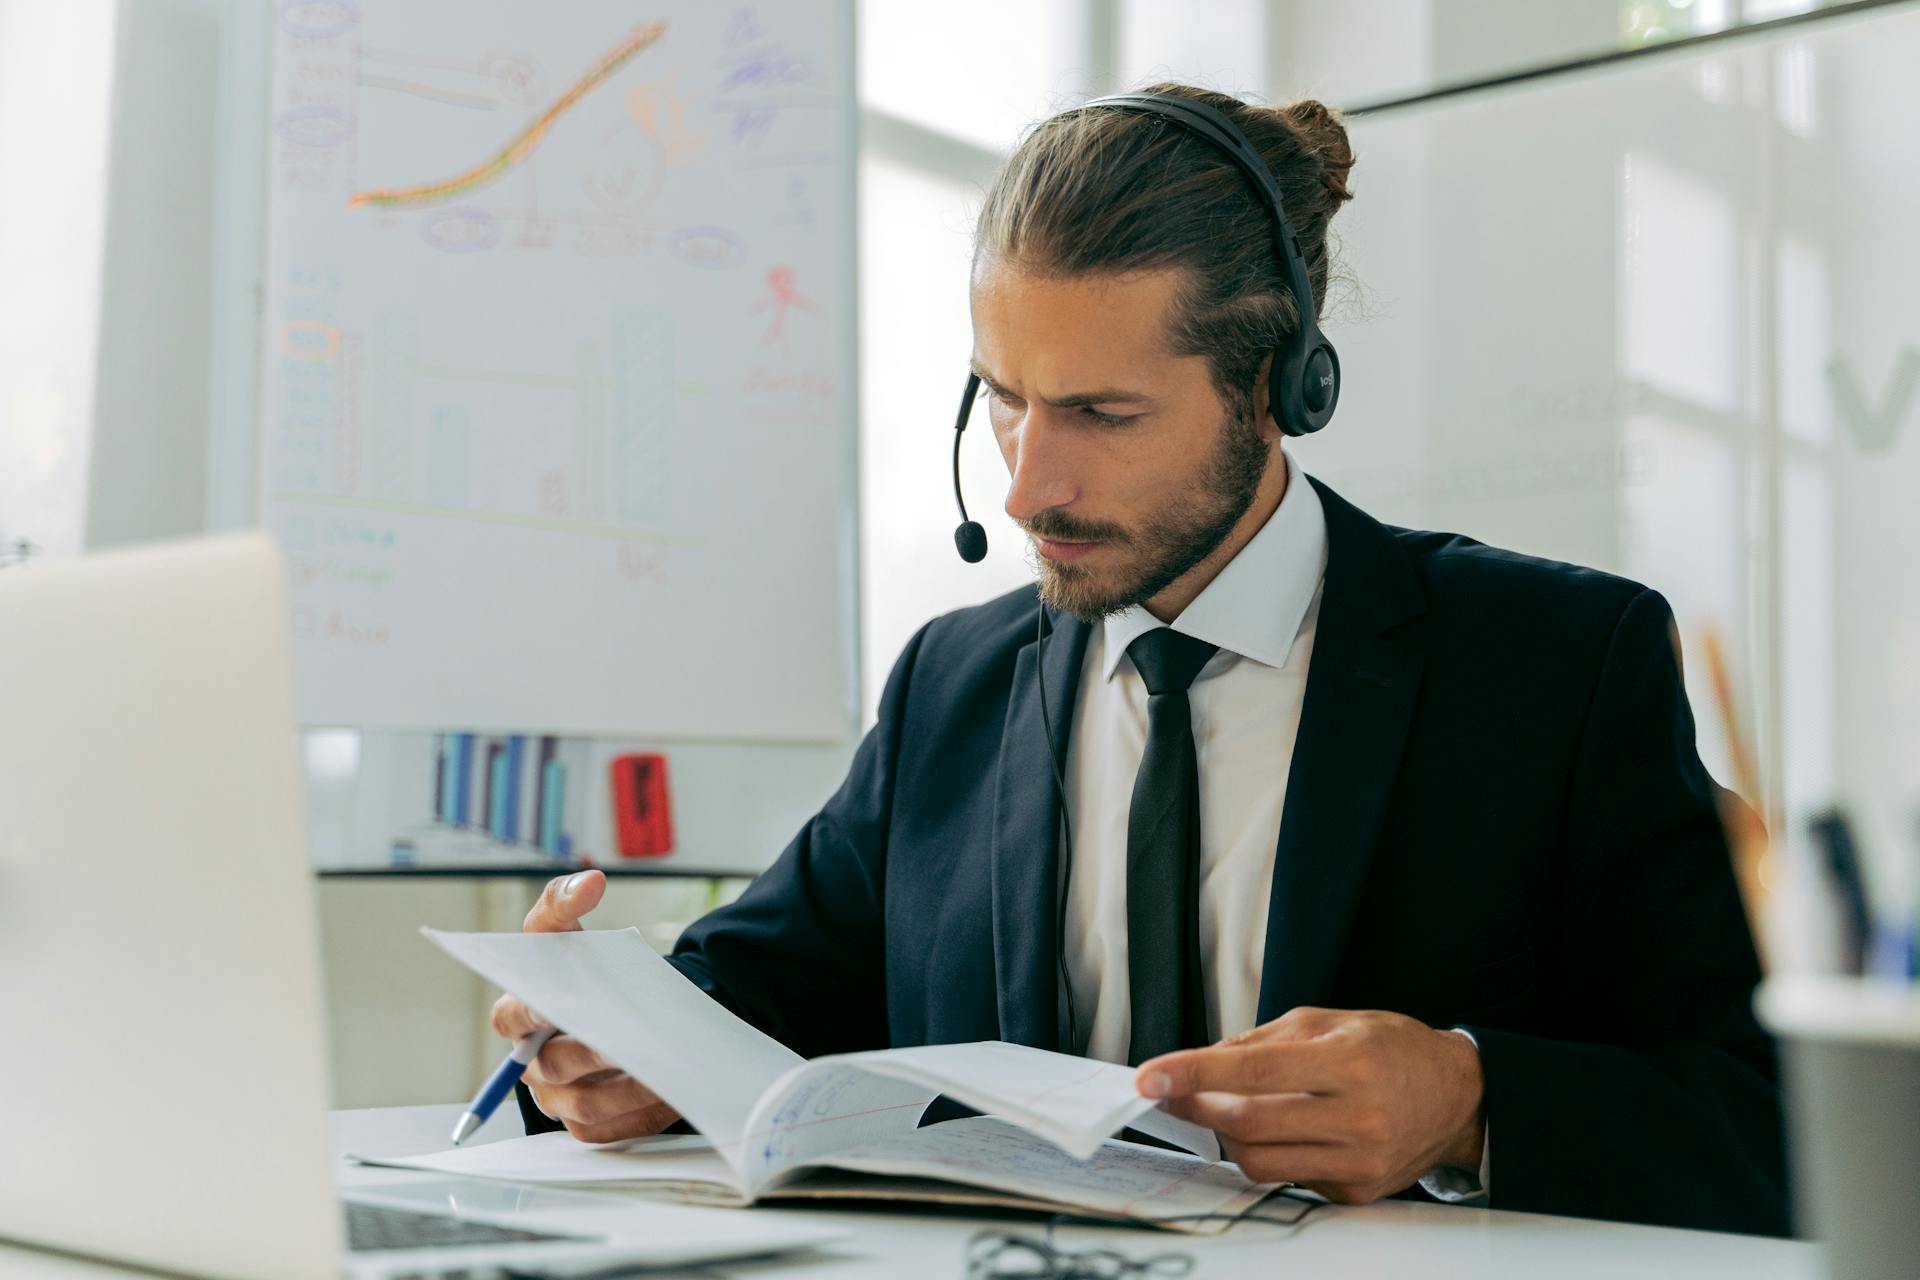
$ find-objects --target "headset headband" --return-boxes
[1079,91,1340,437]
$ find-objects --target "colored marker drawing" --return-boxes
[349,21,668,210]
[752,266,819,343]
[626,75,708,164]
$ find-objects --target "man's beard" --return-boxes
[1024,410,1272,622]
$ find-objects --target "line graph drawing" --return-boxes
[348,20,668,209]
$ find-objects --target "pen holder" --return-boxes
[1756,976,1920,1280]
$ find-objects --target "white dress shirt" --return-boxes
[1060,451,1489,1201]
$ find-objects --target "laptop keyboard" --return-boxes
[343,1201,590,1253]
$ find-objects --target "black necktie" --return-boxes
[1124,627,1219,1065]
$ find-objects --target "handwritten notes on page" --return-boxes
[814,1041,1219,1162]
[734,1061,936,1190]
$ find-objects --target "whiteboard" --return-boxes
[257,0,855,739]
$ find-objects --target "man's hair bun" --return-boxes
[1274,99,1355,205]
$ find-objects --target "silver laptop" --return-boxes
[0,534,839,1279]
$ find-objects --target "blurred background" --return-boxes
[3,0,1915,1107]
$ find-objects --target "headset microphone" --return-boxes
[952,371,988,562]
[955,524,988,564]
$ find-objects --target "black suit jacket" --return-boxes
[524,477,1788,1235]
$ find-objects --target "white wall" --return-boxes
[0,1,116,559]
[83,0,224,549]
[0,0,226,558]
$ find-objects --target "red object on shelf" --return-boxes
[609,752,674,858]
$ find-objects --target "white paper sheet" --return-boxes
[359,1132,743,1195]
[818,1041,1219,1162]
[422,927,799,1179]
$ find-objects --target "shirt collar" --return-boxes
[1101,450,1328,681]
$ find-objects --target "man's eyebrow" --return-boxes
[968,359,1158,408]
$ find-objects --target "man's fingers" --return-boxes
[1220,1138,1397,1193]
[489,993,553,1042]
[565,1100,681,1146]
[1162,1090,1367,1146]
[1138,1041,1344,1100]
[525,870,606,933]
[1233,1006,1344,1043]
[523,1034,613,1087]
[533,1074,669,1129]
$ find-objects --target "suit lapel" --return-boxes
[990,604,1090,1050]
[1256,479,1428,1023]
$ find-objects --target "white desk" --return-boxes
[1,1104,1824,1279]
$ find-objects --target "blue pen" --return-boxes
[451,1026,558,1146]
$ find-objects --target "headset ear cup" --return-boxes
[1271,338,1339,436]
[1306,342,1340,428]
[1270,343,1306,437]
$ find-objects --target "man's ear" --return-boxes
[1250,353,1283,440]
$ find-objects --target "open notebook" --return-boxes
[362,928,1274,1231]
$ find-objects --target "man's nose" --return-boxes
[1002,413,1079,525]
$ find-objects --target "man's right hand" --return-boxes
[487,869,682,1143]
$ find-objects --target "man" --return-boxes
[492,84,1789,1235]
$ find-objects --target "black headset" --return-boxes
[951,90,1341,566]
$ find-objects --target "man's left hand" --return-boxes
[1137,1007,1485,1204]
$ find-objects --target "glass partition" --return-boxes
[1298,2,1920,908]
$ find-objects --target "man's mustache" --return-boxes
[1019,509,1132,546]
